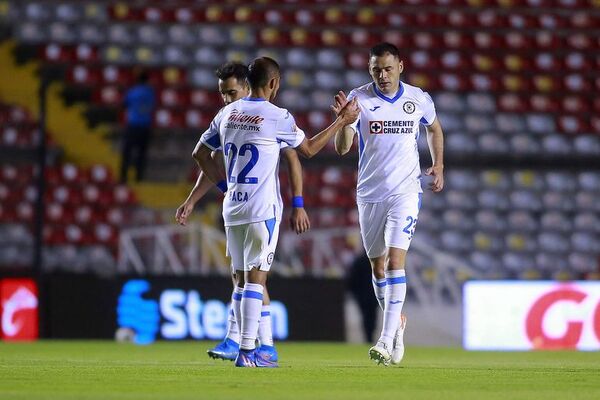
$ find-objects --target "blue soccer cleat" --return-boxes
[207,338,239,361]
[235,349,257,367]
[257,344,279,363]
[255,349,278,368]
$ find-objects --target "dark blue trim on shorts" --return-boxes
[261,311,270,317]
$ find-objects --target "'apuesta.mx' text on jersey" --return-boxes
[348,81,437,203]
[200,98,305,226]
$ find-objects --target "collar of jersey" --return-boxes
[242,97,267,102]
[372,82,404,104]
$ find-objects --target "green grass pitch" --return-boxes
[1,341,599,399]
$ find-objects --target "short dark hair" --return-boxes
[369,42,400,59]
[247,57,280,90]
[215,61,249,83]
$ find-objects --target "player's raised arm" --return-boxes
[282,148,310,234]
[424,117,445,193]
[295,98,359,159]
[331,91,357,156]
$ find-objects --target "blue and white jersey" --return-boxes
[200,98,305,226]
[348,81,436,203]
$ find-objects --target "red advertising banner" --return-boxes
[0,279,39,341]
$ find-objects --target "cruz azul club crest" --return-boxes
[403,101,416,114]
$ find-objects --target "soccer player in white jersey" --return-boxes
[332,43,445,366]
[194,57,358,367]
[176,62,310,363]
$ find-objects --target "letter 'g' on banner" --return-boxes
[0,279,39,341]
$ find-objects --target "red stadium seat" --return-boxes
[258,27,289,46]
[535,31,563,50]
[530,95,560,113]
[75,44,98,62]
[113,185,136,205]
[61,163,83,184]
[94,86,124,106]
[68,65,101,86]
[102,66,134,86]
[154,108,184,128]
[558,115,590,135]
[563,96,590,113]
[204,5,234,23]
[264,9,293,25]
[289,28,321,48]
[40,44,75,63]
[323,6,349,25]
[88,164,113,184]
[16,202,34,223]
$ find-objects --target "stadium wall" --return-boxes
[41,274,345,342]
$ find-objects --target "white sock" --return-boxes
[231,286,243,343]
[371,274,386,311]
[379,269,407,348]
[225,290,240,343]
[258,305,274,347]
[240,282,264,350]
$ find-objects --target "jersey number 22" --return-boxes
[224,142,259,184]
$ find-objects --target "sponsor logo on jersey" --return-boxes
[267,252,274,265]
[227,109,265,124]
[369,120,415,135]
[369,120,383,134]
[225,110,264,132]
[369,106,381,112]
[403,101,416,114]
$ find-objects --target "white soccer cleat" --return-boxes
[391,314,407,365]
[369,341,392,366]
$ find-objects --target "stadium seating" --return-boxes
[0,102,162,273]
[1,0,598,278]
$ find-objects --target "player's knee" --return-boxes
[236,271,245,288]
[369,258,386,279]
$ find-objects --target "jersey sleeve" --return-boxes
[199,111,223,151]
[420,91,437,126]
[276,110,306,148]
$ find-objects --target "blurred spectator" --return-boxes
[347,252,379,342]
[120,69,155,183]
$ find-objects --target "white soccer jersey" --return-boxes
[348,81,437,203]
[200,98,305,226]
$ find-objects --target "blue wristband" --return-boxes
[216,180,227,193]
[292,196,304,208]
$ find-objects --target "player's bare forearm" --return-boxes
[425,117,445,192]
[283,148,310,234]
[185,172,214,206]
[283,148,303,196]
[426,118,444,168]
[193,144,225,185]
[334,126,355,156]
[296,98,359,158]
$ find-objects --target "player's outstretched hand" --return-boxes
[425,165,444,193]
[338,97,359,125]
[330,91,349,116]
[290,207,311,234]
[175,200,194,225]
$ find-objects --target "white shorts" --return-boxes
[226,217,280,272]
[358,193,422,258]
